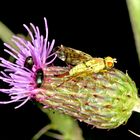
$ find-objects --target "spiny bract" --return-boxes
[35,67,138,129]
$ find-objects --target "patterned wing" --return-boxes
[54,45,93,65]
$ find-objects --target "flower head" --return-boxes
[35,67,138,129]
[0,17,57,108]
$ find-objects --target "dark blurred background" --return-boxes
[0,0,140,140]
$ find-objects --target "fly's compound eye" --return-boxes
[24,56,34,70]
[104,56,117,69]
[35,68,44,88]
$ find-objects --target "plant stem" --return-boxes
[32,124,52,140]
[126,0,140,62]
[0,21,18,51]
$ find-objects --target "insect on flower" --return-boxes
[54,45,117,76]
[35,68,44,88]
[24,56,34,70]
[69,56,117,76]
[0,17,57,108]
[54,45,93,66]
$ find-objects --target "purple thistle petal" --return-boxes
[23,24,34,41]
[44,17,48,41]
[4,49,18,59]
[47,40,55,55]
[0,17,56,108]
[14,97,31,109]
[45,54,57,65]
[4,43,19,55]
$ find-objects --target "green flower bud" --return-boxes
[35,66,138,129]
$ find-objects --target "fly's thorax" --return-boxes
[85,58,105,73]
[69,58,106,76]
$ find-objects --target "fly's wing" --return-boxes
[54,45,93,65]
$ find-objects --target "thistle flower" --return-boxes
[0,18,56,108]
[0,18,139,131]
